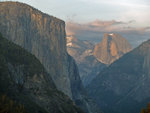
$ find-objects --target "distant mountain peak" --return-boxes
[94,33,132,64]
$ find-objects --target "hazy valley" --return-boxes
[67,33,132,86]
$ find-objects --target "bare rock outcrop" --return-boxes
[94,33,132,64]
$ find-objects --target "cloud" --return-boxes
[66,20,150,47]
[88,20,126,27]
[66,20,149,36]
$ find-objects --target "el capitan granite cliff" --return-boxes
[0,2,101,113]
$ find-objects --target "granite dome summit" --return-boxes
[94,33,132,64]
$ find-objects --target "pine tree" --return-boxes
[0,94,26,113]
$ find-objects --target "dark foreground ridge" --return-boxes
[0,33,84,113]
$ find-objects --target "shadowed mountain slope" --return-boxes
[87,39,150,113]
[0,33,84,113]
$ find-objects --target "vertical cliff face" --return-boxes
[0,1,69,98]
[93,33,132,64]
[0,2,93,112]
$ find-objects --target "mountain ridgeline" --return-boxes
[66,33,132,86]
[0,33,84,113]
[87,39,150,113]
[0,2,101,113]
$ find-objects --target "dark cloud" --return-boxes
[128,20,136,24]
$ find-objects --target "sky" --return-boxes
[1,0,150,27]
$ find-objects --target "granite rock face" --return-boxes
[93,33,132,64]
[87,39,150,113]
[0,33,84,113]
[67,35,106,86]
[0,1,69,96]
[0,2,97,113]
